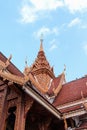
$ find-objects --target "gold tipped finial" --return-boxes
[40,33,44,51]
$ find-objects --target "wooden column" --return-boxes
[14,97,22,130]
[63,116,68,130]
[15,94,34,130]
[0,85,8,130]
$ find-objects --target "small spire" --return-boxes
[64,64,66,72]
[40,34,44,51]
[40,43,43,52]
[40,33,43,44]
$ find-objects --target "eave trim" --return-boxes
[22,83,62,119]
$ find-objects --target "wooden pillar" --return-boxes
[14,97,23,130]
[17,94,34,130]
[0,85,8,130]
[63,116,68,130]
[70,118,74,128]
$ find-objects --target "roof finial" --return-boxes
[25,56,28,67]
[40,33,44,51]
[40,33,43,43]
[64,64,66,72]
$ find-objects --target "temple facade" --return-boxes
[0,41,87,130]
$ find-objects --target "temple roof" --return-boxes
[53,76,87,106]
[0,44,87,120]
[30,43,55,78]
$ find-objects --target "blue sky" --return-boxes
[0,0,87,82]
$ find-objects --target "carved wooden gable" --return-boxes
[24,43,55,92]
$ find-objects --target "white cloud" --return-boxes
[50,39,56,45]
[34,27,59,38]
[68,18,81,27]
[20,5,37,23]
[49,39,58,51]
[68,18,87,29]
[31,0,64,10]
[19,0,87,23]
[50,44,57,51]
[20,0,64,23]
[83,43,87,55]
[81,24,87,29]
[64,0,87,13]
[52,27,59,35]
[35,27,51,38]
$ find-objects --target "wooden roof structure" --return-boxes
[0,42,87,129]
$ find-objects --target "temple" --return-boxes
[0,40,87,130]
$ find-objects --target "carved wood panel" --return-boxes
[7,88,18,101]
[35,74,51,89]
[24,94,34,116]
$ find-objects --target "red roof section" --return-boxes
[59,104,83,113]
[47,74,62,96]
[0,52,24,77]
[53,76,87,106]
